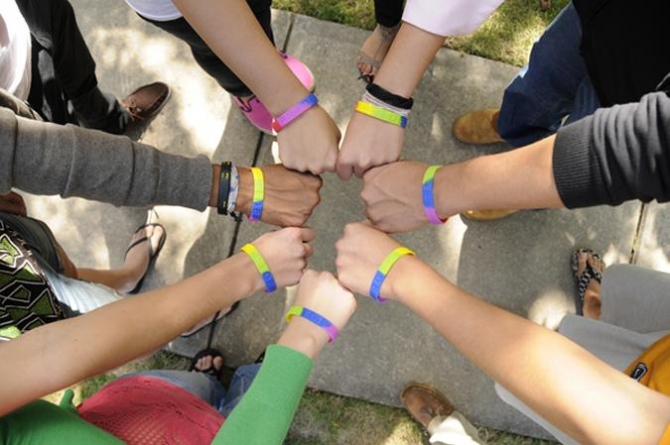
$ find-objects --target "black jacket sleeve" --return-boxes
[553,91,670,208]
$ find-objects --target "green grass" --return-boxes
[274,0,378,30]
[289,389,557,445]
[287,389,423,445]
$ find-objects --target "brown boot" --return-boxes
[401,383,455,429]
[452,108,503,144]
[461,209,519,221]
[121,82,171,141]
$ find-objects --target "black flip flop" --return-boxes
[125,223,167,294]
[189,348,225,379]
[571,249,603,316]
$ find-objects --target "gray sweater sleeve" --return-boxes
[0,108,212,210]
[553,91,670,208]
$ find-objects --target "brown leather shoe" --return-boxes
[460,209,519,221]
[401,383,454,429]
[120,82,171,141]
[452,108,503,144]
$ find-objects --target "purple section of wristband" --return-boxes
[422,167,447,225]
[289,306,339,342]
[272,93,318,132]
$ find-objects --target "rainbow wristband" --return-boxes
[272,93,318,133]
[369,247,416,303]
[248,167,265,222]
[286,306,339,342]
[422,165,448,225]
[355,101,408,128]
[241,243,277,293]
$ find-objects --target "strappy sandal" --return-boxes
[571,249,604,316]
[189,348,225,379]
[357,23,401,84]
[125,223,167,294]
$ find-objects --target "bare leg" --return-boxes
[356,0,404,80]
[76,225,166,294]
[575,251,606,319]
[357,23,401,80]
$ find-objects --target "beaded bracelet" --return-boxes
[248,167,265,222]
[369,247,416,302]
[272,93,319,133]
[286,305,339,342]
[240,243,277,293]
[355,101,407,128]
[422,165,448,225]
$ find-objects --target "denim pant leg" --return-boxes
[15,0,127,131]
[219,363,261,418]
[120,370,227,409]
[497,3,599,147]
[141,0,274,98]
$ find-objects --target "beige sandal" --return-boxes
[357,23,401,83]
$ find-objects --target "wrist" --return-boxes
[387,255,428,304]
[370,76,416,101]
[264,84,310,117]
[208,164,220,208]
[234,167,253,215]
[272,93,319,133]
[227,252,266,296]
[277,316,329,360]
[433,164,460,219]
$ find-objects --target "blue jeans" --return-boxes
[131,363,262,418]
[497,3,601,147]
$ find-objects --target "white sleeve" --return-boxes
[402,0,505,36]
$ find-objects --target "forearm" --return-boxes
[372,22,445,97]
[174,0,306,115]
[392,259,670,445]
[0,253,261,416]
[434,91,670,215]
[434,135,562,216]
[553,92,670,208]
[0,109,213,210]
[212,345,313,445]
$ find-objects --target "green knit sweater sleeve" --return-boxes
[0,398,124,445]
[212,344,314,445]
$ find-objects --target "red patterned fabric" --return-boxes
[78,376,225,445]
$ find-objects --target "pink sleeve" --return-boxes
[402,0,504,36]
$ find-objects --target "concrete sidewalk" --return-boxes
[25,1,667,440]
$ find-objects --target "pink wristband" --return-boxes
[271,93,318,133]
